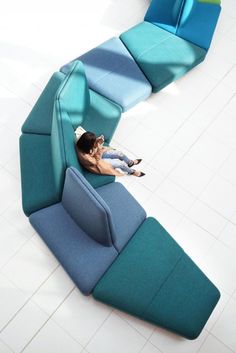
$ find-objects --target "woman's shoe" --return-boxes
[128,159,142,167]
[132,170,145,177]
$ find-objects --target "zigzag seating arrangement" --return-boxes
[20,0,221,339]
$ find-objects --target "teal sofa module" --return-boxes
[60,37,152,111]
[29,167,146,294]
[20,61,122,216]
[93,217,220,339]
[120,21,206,92]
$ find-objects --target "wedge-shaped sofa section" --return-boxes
[93,217,220,339]
[60,37,152,111]
[29,167,146,294]
[120,21,206,92]
[145,0,221,51]
[20,61,122,216]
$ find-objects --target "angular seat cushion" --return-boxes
[60,38,152,111]
[93,217,220,339]
[120,22,206,92]
[29,203,118,295]
[96,182,146,252]
[20,133,61,216]
[22,72,65,135]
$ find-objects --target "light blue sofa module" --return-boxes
[176,0,221,51]
[144,0,185,34]
[29,167,146,294]
[120,21,206,92]
[22,72,65,135]
[60,38,152,111]
[93,217,221,339]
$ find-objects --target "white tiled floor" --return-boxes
[0,0,236,352]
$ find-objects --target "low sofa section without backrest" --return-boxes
[20,61,122,216]
[120,21,206,92]
[93,217,221,339]
[60,37,152,112]
[29,167,146,294]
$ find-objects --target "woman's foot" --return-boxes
[132,170,145,177]
[128,159,142,167]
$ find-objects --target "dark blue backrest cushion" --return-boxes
[62,167,116,246]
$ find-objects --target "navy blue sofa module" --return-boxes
[29,167,146,294]
[60,37,152,111]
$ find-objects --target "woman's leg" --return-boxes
[102,150,132,165]
[102,158,134,175]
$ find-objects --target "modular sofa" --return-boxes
[20,0,221,340]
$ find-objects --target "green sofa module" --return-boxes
[20,61,122,216]
[120,21,206,92]
[93,217,220,339]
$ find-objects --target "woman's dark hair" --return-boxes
[76,131,97,154]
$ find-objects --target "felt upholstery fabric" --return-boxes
[145,0,185,34]
[29,203,118,295]
[60,38,152,111]
[20,133,61,216]
[120,21,206,92]
[62,168,116,246]
[96,182,146,252]
[21,72,65,135]
[93,217,220,339]
[176,1,221,50]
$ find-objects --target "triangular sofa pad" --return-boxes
[62,167,116,246]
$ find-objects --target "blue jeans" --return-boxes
[102,150,134,174]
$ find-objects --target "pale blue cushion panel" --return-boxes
[60,37,152,111]
[96,182,146,252]
[29,203,118,295]
[62,167,116,246]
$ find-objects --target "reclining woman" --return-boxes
[76,131,145,177]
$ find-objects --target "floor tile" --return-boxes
[140,342,162,353]
[200,175,236,220]
[198,334,233,353]
[186,200,227,238]
[172,218,215,263]
[186,132,231,172]
[126,181,152,205]
[86,312,146,353]
[52,289,111,346]
[219,222,236,252]
[149,327,208,353]
[115,310,155,340]
[152,142,185,177]
[199,241,236,295]
[211,298,236,352]
[0,339,14,353]
[155,179,195,214]
[144,194,183,234]
[1,240,58,297]
[218,151,236,186]
[0,216,28,269]
[169,155,213,197]
[32,266,74,316]
[0,168,20,214]
[170,121,203,153]
[23,319,83,353]
[0,273,28,331]
[0,301,48,353]
[2,199,35,239]
[222,64,236,91]
[137,164,164,192]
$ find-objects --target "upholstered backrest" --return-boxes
[62,167,116,246]
[177,0,221,50]
[144,0,185,34]
[56,60,90,128]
